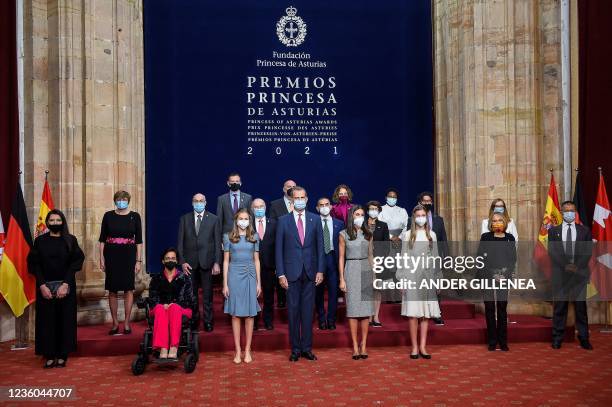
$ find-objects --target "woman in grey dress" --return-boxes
[339,206,375,360]
[222,209,261,364]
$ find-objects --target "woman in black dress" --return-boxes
[27,209,84,368]
[365,200,390,327]
[98,190,143,335]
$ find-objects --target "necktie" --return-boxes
[297,213,305,245]
[323,219,331,254]
[232,194,238,213]
[565,224,574,262]
[196,214,202,236]
[258,219,265,240]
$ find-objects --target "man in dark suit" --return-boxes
[276,186,325,361]
[268,179,296,308]
[548,200,593,350]
[418,191,448,325]
[177,193,222,332]
[217,172,253,234]
[269,179,296,220]
[315,197,344,330]
[251,198,277,330]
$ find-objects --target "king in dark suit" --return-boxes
[275,187,325,361]
[177,193,222,332]
[548,201,593,350]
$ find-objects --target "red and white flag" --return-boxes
[590,173,612,299]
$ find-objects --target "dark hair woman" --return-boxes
[27,209,85,368]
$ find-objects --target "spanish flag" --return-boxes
[0,184,35,317]
[533,174,563,278]
[34,177,55,238]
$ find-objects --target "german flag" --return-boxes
[34,177,54,238]
[0,183,35,316]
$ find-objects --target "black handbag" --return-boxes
[45,280,69,297]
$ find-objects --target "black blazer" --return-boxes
[269,197,290,219]
[255,217,277,269]
[217,191,253,233]
[548,223,592,279]
[177,211,222,269]
[431,215,449,258]
[370,219,391,258]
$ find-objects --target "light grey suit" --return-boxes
[217,191,253,233]
[177,210,221,325]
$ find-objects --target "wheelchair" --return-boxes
[131,297,200,375]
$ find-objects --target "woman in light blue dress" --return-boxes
[222,209,261,364]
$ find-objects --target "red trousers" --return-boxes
[151,303,192,349]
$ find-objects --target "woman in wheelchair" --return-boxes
[148,247,195,359]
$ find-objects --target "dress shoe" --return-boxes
[419,352,432,359]
[579,339,593,350]
[433,318,444,325]
[301,351,318,360]
[123,327,132,335]
[551,342,562,349]
[203,323,214,332]
[327,321,336,330]
[265,322,274,330]
[44,359,56,369]
[289,352,300,362]
[500,344,510,352]
[352,353,361,360]
[409,353,419,359]
[371,321,382,328]
[108,326,120,336]
[488,344,496,351]
[318,321,327,330]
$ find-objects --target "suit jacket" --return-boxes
[548,223,592,280]
[177,211,222,270]
[275,211,325,282]
[254,217,277,269]
[269,197,290,219]
[370,219,391,258]
[217,191,253,233]
[431,215,449,258]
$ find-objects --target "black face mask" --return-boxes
[229,183,241,192]
[164,261,177,270]
[422,203,433,212]
[286,187,294,198]
[48,224,63,233]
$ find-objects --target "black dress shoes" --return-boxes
[500,344,509,352]
[265,322,274,330]
[327,321,336,330]
[579,339,593,350]
[301,351,318,360]
[289,352,300,362]
[318,321,327,330]
[419,352,432,359]
[551,342,562,349]
[203,323,214,332]
[433,318,444,326]
[409,353,419,359]
[487,344,496,351]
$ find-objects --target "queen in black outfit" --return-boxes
[27,209,84,368]
[477,212,517,351]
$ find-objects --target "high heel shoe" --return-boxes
[359,345,368,359]
[108,326,120,335]
[352,353,361,360]
[410,353,419,359]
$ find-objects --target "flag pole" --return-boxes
[597,166,612,333]
[12,171,29,350]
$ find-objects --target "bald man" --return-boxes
[177,193,222,332]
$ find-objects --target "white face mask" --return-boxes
[318,206,331,216]
[353,216,365,228]
[237,219,250,230]
[415,216,427,227]
[368,209,379,219]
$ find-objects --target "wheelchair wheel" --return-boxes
[184,353,197,374]
[132,355,146,376]
[191,332,200,362]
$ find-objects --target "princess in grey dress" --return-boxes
[222,209,261,364]
[339,206,375,360]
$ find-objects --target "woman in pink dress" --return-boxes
[330,184,355,225]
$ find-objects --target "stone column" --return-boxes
[22,0,146,326]
[432,0,564,318]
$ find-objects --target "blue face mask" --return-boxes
[193,202,206,213]
[563,211,576,224]
[115,200,129,210]
[254,208,266,218]
[493,206,505,214]
[386,197,397,207]
[293,199,307,211]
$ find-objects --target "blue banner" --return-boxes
[144,0,433,267]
